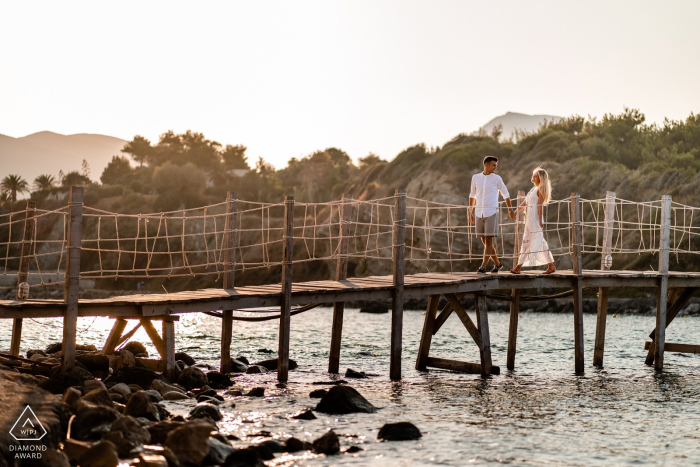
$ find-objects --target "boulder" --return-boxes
[102,431,138,457]
[45,342,63,354]
[290,409,316,420]
[312,431,340,455]
[188,403,223,421]
[236,356,249,365]
[345,368,368,379]
[164,419,214,466]
[150,378,184,396]
[227,358,249,373]
[77,440,120,467]
[315,386,376,414]
[204,438,235,465]
[259,439,285,453]
[359,303,389,314]
[109,382,131,397]
[35,448,70,467]
[257,348,274,354]
[224,448,264,467]
[124,390,160,422]
[40,371,85,394]
[147,420,185,444]
[377,422,422,441]
[245,365,266,374]
[178,366,209,390]
[76,353,110,374]
[344,445,364,453]
[120,349,136,367]
[123,341,149,357]
[163,391,191,401]
[197,395,221,405]
[27,349,47,358]
[146,389,164,402]
[175,351,196,366]
[309,389,328,398]
[84,379,107,392]
[82,387,115,408]
[137,453,169,467]
[107,366,165,389]
[110,415,151,445]
[253,358,298,371]
[71,405,121,441]
[284,437,312,452]
[246,387,265,397]
[128,384,145,392]
[62,387,82,410]
[207,371,234,388]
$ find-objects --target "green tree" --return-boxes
[221,144,249,170]
[1,174,29,205]
[33,174,56,191]
[61,171,91,188]
[122,135,153,167]
[101,156,134,185]
[152,162,206,211]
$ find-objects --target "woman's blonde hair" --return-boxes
[533,166,552,204]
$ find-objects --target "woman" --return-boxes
[510,167,556,274]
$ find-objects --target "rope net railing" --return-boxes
[3,193,700,294]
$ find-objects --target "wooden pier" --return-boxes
[1,188,699,382]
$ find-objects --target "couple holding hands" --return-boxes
[468,156,556,275]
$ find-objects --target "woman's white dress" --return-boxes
[518,187,554,267]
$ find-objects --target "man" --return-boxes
[469,156,515,273]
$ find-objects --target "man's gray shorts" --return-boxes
[475,214,499,237]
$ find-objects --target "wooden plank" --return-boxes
[507,289,519,371]
[654,195,672,371]
[11,201,36,357]
[475,293,492,375]
[390,189,406,381]
[645,287,697,365]
[61,187,82,371]
[444,294,482,348]
[426,356,501,375]
[571,192,584,374]
[140,318,166,358]
[220,192,237,374]
[102,319,127,355]
[593,191,615,368]
[329,194,352,374]
[645,341,700,354]
[277,195,294,383]
[432,292,466,335]
[135,357,165,372]
[415,295,440,371]
[162,319,177,382]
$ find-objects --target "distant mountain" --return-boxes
[0,131,127,191]
[480,112,562,140]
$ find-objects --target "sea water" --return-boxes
[3,309,700,466]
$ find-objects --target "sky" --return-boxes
[1,1,699,168]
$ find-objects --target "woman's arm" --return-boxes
[537,191,545,229]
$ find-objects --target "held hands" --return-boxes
[469,211,475,225]
[508,209,516,220]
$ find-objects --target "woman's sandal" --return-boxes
[542,267,557,275]
[510,269,521,274]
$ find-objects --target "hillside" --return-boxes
[480,112,562,140]
[0,131,127,186]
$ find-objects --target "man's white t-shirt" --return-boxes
[469,173,510,218]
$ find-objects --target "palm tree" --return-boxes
[1,174,29,206]
[34,174,56,191]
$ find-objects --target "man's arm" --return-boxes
[498,177,515,219]
[469,197,476,224]
[504,197,515,219]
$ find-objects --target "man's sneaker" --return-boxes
[477,266,487,274]
[492,263,504,273]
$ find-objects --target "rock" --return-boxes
[224,448,264,467]
[204,438,236,465]
[164,419,214,466]
[344,445,364,453]
[128,384,144,392]
[147,420,184,444]
[253,358,298,371]
[62,386,82,410]
[45,342,63,354]
[309,389,328,398]
[76,353,110,374]
[120,349,136,367]
[71,405,121,441]
[315,386,376,414]
[257,348,274,354]
[109,393,124,403]
[227,358,248,373]
[150,378,185,396]
[236,356,249,365]
[137,453,169,467]
[62,438,92,462]
[197,387,216,396]
[107,366,165,389]
[377,422,422,441]
[284,437,312,452]
[188,403,223,421]
[345,368,368,378]
[207,371,234,388]
[124,341,149,357]
[175,351,196,365]
[77,440,119,467]
[109,382,131,396]
[312,431,340,455]
[291,409,316,420]
[164,390,191,400]
[102,430,137,457]
[246,387,265,397]
[84,379,107,391]
[197,395,221,405]
[124,390,160,422]
[27,349,47,358]
[82,387,115,408]
[35,448,71,467]
[259,439,285,453]
[359,303,389,313]
[178,366,209,390]
[245,365,267,374]
[40,371,85,394]
[146,389,164,402]
[110,415,151,444]
[249,444,274,460]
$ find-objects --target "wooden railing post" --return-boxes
[654,195,672,370]
[329,194,353,373]
[507,190,525,370]
[220,192,238,373]
[62,186,83,371]
[277,195,294,382]
[593,191,616,367]
[390,189,406,381]
[10,201,36,356]
[570,192,584,374]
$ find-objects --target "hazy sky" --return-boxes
[1,1,699,167]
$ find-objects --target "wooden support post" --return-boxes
[507,190,525,371]
[11,201,36,357]
[475,293,493,375]
[390,189,406,381]
[61,187,83,371]
[140,318,166,358]
[277,195,294,382]
[416,295,440,370]
[654,195,672,371]
[593,191,616,368]
[102,319,128,355]
[432,292,466,335]
[329,194,353,373]
[220,192,238,373]
[162,318,177,382]
[570,192,584,374]
[645,287,696,365]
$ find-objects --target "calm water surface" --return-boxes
[3,308,700,466]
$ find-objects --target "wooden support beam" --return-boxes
[277,195,294,382]
[475,293,493,375]
[571,192,584,374]
[390,189,406,381]
[329,194,353,374]
[654,195,672,371]
[432,292,466,335]
[444,293,481,349]
[645,287,696,365]
[415,295,439,371]
[61,187,83,372]
[140,318,166,358]
[11,201,36,357]
[507,190,525,371]
[426,357,501,375]
[162,318,177,383]
[593,191,615,368]
[645,341,700,354]
[102,318,128,355]
[220,192,237,374]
